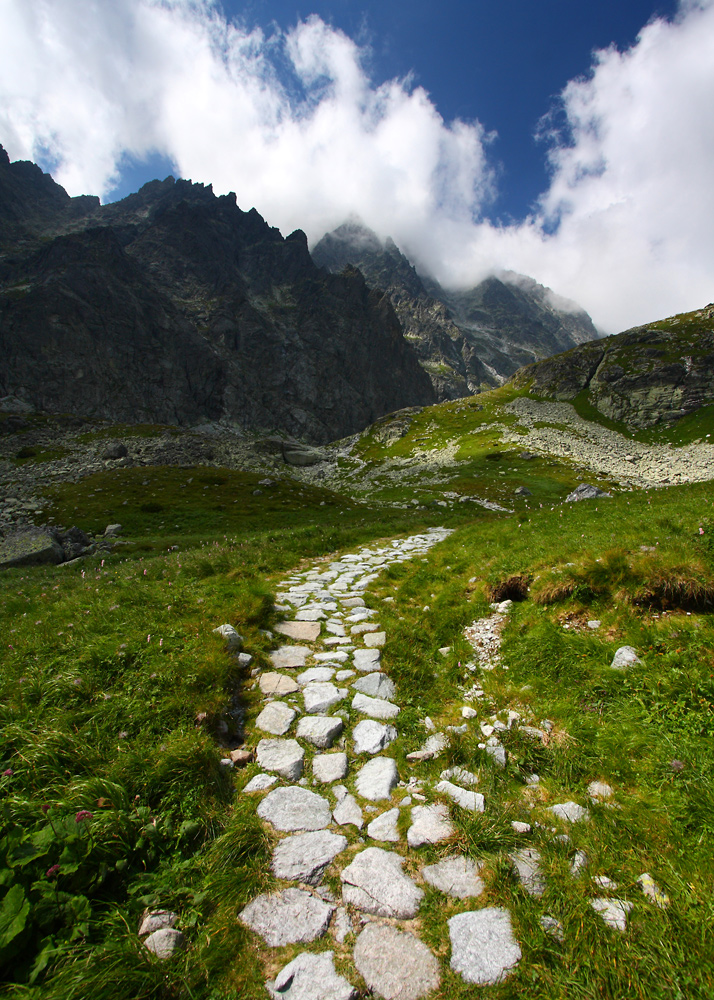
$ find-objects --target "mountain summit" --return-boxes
[311,222,599,400]
[0,150,434,442]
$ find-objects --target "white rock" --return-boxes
[355,757,399,801]
[351,692,399,720]
[590,898,633,932]
[407,804,455,847]
[461,706,479,719]
[363,631,386,648]
[257,786,332,832]
[243,773,278,793]
[436,780,484,812]
[304,683,347,714]
[296,716,343,749]
[341,847,423,918]
[143,927,185,958]
[271,646,311,669]
[256,702,297,736]
[297,667,335,686]
[587,780,614,801]
[353,649,381,672]
[351,672,396,701]
[610,646,642,670]
[332,793,363,829]
[257,739,305,781]
[570,850,589,876]
[353,924,440,1000]
[510,848,545,896]
[266,951,356,1000]
[212,624,243,648]
[240,888,334,946]
[511,821,531,834]
[271,830,348,885]
[366,807,400,842]
[353,719,398,755]
[549,801,590,824]
[275,621,321,642]
[637,872,670,908]
[422,856,484,899]
[440,766,479,787]
[313,753,348,782]
[138,910,177,936]
[314,651,349,663]
[449,908,521,985]
[260,672,300,696]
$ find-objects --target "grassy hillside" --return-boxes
[1,422,714,997]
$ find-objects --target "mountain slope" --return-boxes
[0,148,435,443]
[311,221,599,399]
[511,303,714,430]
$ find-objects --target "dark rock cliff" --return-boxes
[510,305,714,429]
[312,222,599,400]
[0,149,435,443]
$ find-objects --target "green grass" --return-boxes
[2,423,714,997]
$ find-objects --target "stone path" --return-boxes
[220,528,666,997]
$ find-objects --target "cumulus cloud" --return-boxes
[0,0,713,332]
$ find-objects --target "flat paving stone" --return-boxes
[435,780,484,812]
[313,752,348,782]
[351,673,396,701]
[353,720,398,755]
[256,702,297,736]
[243,773,278,793]
[296,715,344,749]
[341,597,365,608]
[266,951,356,1000]
[271,646,311,669]
[363,631,386,648]
[257,739,305,781]
[332,792,363,829]
[422,855,485,899]
[275,621,322,642]
[353,649,381,672]
[366,807,400,842]
[304,682,347,714]
[355,757,399,801]
[353,924,440,1000]
[260,672,300,696]
[510,848,545,897]
[272,830,348,885]
[351,692,399,720]
[258,786,332,832]
[407,804,455,847]
[297,667,335,685]
[449,908,522,985]
[314,651,349,663]
[341,847,423,918]
[294,609,327,621]
[240,888,334,947]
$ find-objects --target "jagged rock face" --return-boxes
[0,150,435,443]
[311,222,599,399]
[511,306,714,429]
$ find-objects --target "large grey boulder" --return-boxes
[355,757,399,801]
[239,888,334,946]
[449,908,521,984]
[257,786,332,832]
[0,526,64,569]
[272,830,348,885]
[266,951,356,1000]
[256,738,304,780]
[341,847,423,918]
[565,483,611,502]
[353,923,440,1000]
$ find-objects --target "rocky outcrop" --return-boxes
[511,305,714,429]
[0,148,435,444]
[311,222,599,399]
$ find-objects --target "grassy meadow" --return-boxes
[1,422,713,998]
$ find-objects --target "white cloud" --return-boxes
[0,0,713,332]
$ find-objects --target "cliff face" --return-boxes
[511,305,714,429]
[0,149,435,443]
[311,222,599,400]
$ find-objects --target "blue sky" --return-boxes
[1,0,712,332]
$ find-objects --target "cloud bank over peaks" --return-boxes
[1,0,713,332]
